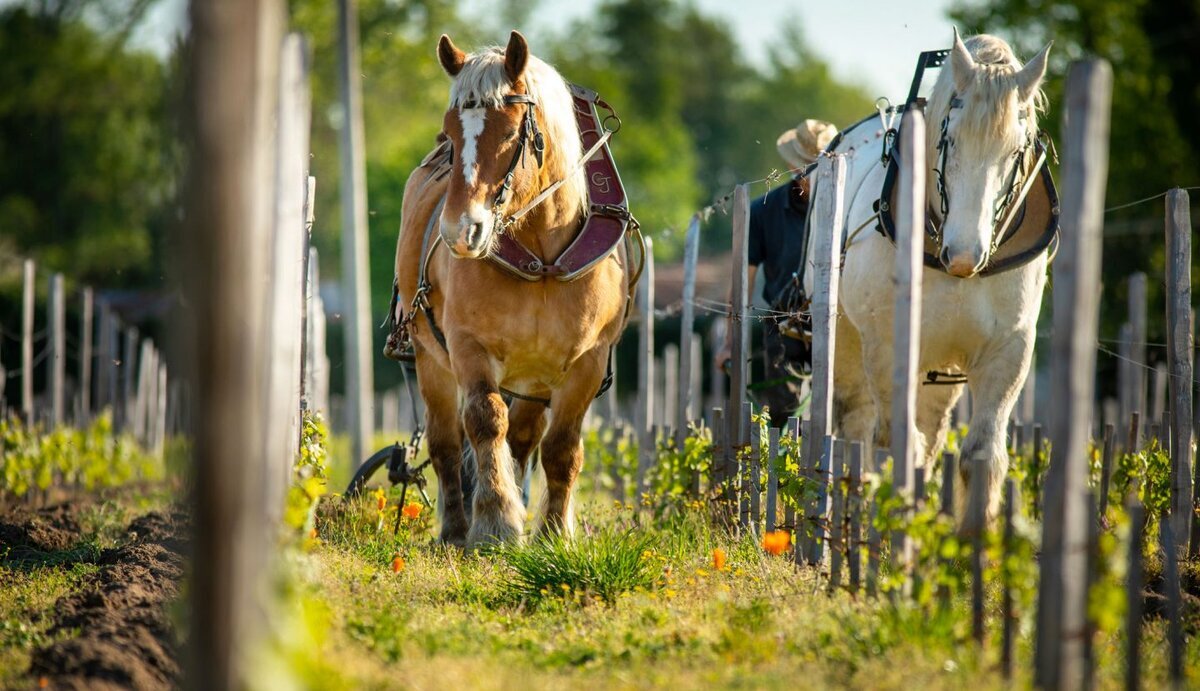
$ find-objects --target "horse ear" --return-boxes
[438,34,466,77]
[1016,41,1052,103]
[950,27,976,93]
[504,30,529,83]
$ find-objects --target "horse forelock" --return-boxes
[927,34,1044,157]
[447,47,587,219]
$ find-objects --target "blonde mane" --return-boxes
[926,34,1046,162]
[448,47,588,218]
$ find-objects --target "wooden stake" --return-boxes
[636,237,655,498]
[766,427,780,532]
[828,439,845,592]
[807,156,846,489]
[336,0,376,465]
[1128,272,1148,420]
[79,287,93,421]
[728,186,751,477]
[48,273,65,427]
[1099,422,1116,523]
[677,214,700,456]
[1164,188,1193,552]
[848,441,863,594]
[891,109,925,576]
[1125,500,1144,691]
[20,259,34,423]
[1035,59,1111,691]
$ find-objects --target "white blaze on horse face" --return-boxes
[459,108,486,186]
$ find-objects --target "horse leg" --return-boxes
[538,350,606,537]
[454,347,525,548]
[915,383,961,468]
[957,333,1032,533]
[833,316,877,454]
[507,398,548,492]
[416,356,469,546]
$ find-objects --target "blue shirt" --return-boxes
[747,180,809,305]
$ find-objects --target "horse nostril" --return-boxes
[940,246,952,268]
[467,222,483,248]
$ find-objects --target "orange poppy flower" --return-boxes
[402,503,422,520]
[711,548,727,571]
[392,555,405,573]
[762,530,791,556]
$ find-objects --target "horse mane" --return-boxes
[448,47,588,220]
[926,34,1046,162]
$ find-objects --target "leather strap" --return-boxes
[488,85,633,283]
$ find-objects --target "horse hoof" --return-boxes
[466,504,525,550]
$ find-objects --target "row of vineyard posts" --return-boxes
[598,59,1193,690]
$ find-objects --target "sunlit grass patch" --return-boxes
[499,528,661,605]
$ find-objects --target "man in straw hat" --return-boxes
[715,118,838,427]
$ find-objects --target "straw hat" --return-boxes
[776,119,838,171]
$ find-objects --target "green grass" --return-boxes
[498,527,661,604]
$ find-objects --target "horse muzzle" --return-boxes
[940,246,989,278]
[440,215,492,259]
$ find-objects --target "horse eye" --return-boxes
[504,130,519,142]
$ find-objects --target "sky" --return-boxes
[129,0,963,102]
[462,0,964,100]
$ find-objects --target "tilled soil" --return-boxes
[1,504,189,690]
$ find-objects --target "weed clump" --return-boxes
[500,528,660,604]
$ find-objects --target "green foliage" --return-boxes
[1111,437,1171,516]
[0,411,163,499]
[285,411,331,541]
[0,2,179,289]
[499,527,662,604]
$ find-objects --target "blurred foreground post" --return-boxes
[1035,58,1111,691]
[184,0,286,687]
[890,109,925,578]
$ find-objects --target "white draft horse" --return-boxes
[391,32,635,548]
[807,31,1054,530]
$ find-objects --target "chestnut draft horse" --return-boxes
[388,31,640,548]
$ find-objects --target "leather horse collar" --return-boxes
[874,102,1061,276]
[486,84,640,283]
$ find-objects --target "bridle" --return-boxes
[457,93,546,230]
[930,94,1039,260]
[455,91,615,235]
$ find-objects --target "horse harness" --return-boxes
[384,84,645,405]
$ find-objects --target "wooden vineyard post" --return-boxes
[749,409,762,532]
[1099,423,1115,522]
[1032,422,1044,518]
[710,407,725,502]
[1152,363,1167,423]
[796,420,813,562]
[1128,272,1148,422]
[867,448,888,598]
[848,442,863,594]
[890,109,925,577]
[95,302,112,412]
[1127,411,1141,455]
[48,272,65,427]
[1020,360,1036,425]
[786,417,800,555]
[828,440,845,592]
[707,319,727,415]
[1125,500,1144,691]
[636,237,655,498]
[806,154,846,563]
[727,186,751,510]
[663,346,678,432]
[21,259,34,423]
[807,435,834,566]
[1164,188,1193,553]
[337,0,375,466]
[1001,478,1016,678]
[79,287,93,421]
[1161,519,1184,686]
[939,450,956,610]
[120,326,138,432]
[742,403,756,534]
[183,0,287,685]
[677,214,700,459]
[766,427,780,532]
[971,452,986,646]
[1035,58,1111,691]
